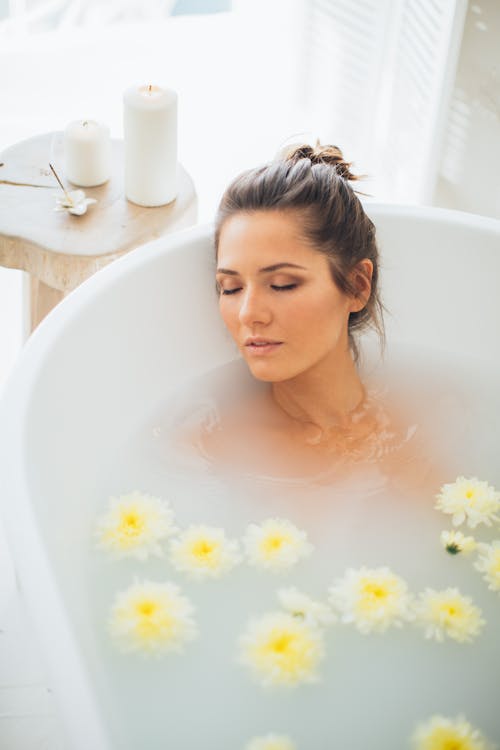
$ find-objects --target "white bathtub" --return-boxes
[1,203,500,749]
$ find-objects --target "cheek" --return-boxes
[289,291,349,343]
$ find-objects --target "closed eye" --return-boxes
[221,287,242,295]
[220,283,298,295]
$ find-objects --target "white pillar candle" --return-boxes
[63,119,111,187]
[123,84,178,207]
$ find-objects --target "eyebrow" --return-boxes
[216,262,307,275]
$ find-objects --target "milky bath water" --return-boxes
[87,341,500,749]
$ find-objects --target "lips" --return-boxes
[244,337,283,356]
[244,337,283,346]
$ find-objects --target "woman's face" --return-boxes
[216,210,371,383]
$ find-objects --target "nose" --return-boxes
[238,285,272,327]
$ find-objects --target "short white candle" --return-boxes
[63,119,111,187]
[123,84,178,207]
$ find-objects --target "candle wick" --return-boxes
[49,163,71,201]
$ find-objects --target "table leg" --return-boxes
[29,276,65,332]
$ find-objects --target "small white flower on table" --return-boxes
[54,188,97,215]
[50,161,97,215]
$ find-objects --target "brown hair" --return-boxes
[214,141,385,364]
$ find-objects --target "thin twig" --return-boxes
[49,162,71,201]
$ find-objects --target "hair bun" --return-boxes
[278,140,361,181]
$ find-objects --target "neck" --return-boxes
[271,348,365,432]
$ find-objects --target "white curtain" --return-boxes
[299,0,468,203]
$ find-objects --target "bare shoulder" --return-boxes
[164,363,274,465]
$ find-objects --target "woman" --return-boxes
[160,144,496,748]
[189,142,428,485]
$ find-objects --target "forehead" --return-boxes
[217,210,326,271]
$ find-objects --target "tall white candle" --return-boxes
[63,119,111,187]
[123,84,178,207]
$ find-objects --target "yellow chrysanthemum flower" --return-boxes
[108,578,198,655]
[277,587,337,628]
[243,518,313,572]
[169,525,242,579]
[238,611,324,687]
[245,734,297,750]
[435,477,500,529]
[327,566,414,634]
[473,541,500,592]
[412,713,496,750]
[440,530,477,556]
[95,490,178,560]
[413,587,485,643]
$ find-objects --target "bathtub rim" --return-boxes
[2,201,500,406]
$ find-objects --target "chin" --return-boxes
[244,360,295,383]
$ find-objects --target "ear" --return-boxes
[349,259,373,312]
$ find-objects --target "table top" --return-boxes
[0,132,198,290]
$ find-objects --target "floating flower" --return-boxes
[411,713,496,750]
[169,524,242,579]
[243,518,313,572]
[108,578,198,655]
[440,530,477,556]
[412,587,485,643]
[327,566,414,634]
[54,188,97,215]
[435,477,500,529]
[237,611,324,687]
[245,734,297,750]
[95,491,178,560]
[277,587,337,628]
[473,541,500,592]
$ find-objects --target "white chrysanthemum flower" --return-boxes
[243,518,313,572]
[245,734,297,750]
[237,611,325,687]
[327,566,414,634]
[108,578,198,655]
[95,491,178,560]
[473,541,500,592]
[413,587,485,643]
[411,713,496,750]
[435,476,500,529]
[440,530,477,556]
[277,587,337,628]
[169,525,242,579]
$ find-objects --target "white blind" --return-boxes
[302,0,392,165]
[301,0,468,203]
[379,0,468,202]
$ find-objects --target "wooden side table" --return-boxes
[0,132,197,333]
